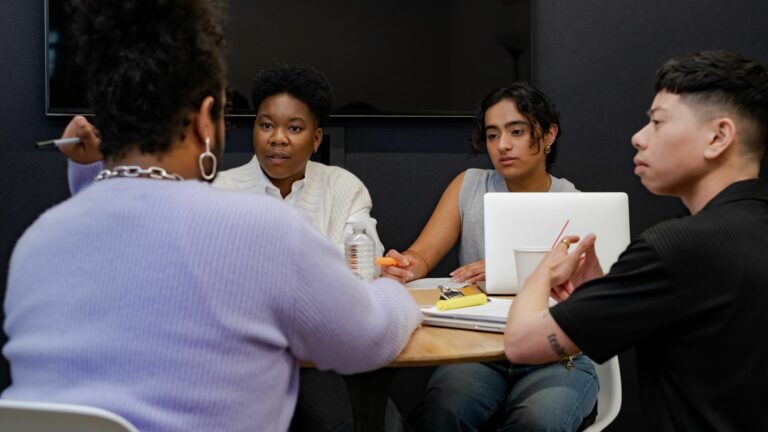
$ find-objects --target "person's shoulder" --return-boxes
[643,215,690,240]
[463,168,491,182]
[550,176,579,192]
[457,168,489,192]
[641,212,725,256]
[457,168,492,192]
[310,161,367,191]
[16,194,76,238]
[313,161,360,181]
[216,157,259,177]
[213,157,262,189]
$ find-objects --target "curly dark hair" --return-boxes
[470,82,561,170]
[251,64,334,126]
[656,50,768,159]
[68,0,227,160]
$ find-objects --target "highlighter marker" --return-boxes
[375,256,398,266]
[436,293,488,311]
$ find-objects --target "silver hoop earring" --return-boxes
[198,137,218,181]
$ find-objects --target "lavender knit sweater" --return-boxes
[2,161,421,431]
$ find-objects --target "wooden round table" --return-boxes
[344,324,506,432]
[390,325,505,367]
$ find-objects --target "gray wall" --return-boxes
[2,1,768,431]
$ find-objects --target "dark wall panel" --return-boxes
[342,119,492,276]
[532,0,768,234]
[1,1,70,390]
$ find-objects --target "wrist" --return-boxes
[525,269,554,291]
[403,249,428,273]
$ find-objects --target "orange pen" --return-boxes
[375,256,398,266]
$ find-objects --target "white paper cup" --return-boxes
[514,247,551,288]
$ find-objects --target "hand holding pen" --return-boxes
[37,115,103,164]
[379,250,416,283]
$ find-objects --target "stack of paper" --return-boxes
[421,298,513,323]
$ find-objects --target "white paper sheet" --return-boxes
[421,298,514,323]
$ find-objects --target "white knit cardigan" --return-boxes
[214,157,385,257]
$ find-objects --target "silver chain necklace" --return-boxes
[94,165,184,182]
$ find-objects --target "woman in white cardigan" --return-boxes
[215,63,397,432]
[214,64,384,258]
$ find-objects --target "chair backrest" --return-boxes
[0,399,139,432]
[583,356,622,432]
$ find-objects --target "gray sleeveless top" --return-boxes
[457,168,579,265]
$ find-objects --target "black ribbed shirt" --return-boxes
[552,179,768,432]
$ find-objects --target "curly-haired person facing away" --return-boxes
[0,2,420,431]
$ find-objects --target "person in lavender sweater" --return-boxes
[1,1,420,432]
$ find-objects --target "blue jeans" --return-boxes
[409,356,598,432]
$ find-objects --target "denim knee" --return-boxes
[501,356,598,432]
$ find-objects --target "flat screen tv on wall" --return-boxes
[45,0,531,117]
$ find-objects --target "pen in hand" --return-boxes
[35,137,82,148]
[375,256,398,266]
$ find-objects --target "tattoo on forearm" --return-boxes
[547,333,568,358]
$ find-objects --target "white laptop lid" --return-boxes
[484,192,631,295]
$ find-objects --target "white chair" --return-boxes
[0,399,139,432]
[583,356,622,432]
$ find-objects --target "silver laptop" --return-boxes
[484,192,631,295]
[419,313,507,333]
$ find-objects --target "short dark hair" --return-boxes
[69,0,227,160]
[655,50,768,159]
[251,64,334,126]
[471,82,561,170]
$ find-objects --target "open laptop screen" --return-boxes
[484,193,631,295]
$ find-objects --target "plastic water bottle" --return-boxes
[345,223,375,282]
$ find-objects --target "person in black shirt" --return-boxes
[505,50,768,431]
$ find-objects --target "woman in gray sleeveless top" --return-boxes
[382,83,598,431]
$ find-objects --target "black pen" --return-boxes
[35,137,82,148]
